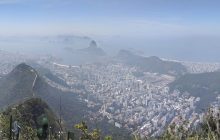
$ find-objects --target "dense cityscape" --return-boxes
[0,1,220,139]
[43,61,202,137]
[0,49,219,138]
[1,51,219,137]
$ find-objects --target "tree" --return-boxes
[75,121,112,140]
[21,126,37,140]
[37,116,49,140]
[0,114,10,139]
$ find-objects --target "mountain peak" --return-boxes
[79,40,106,56]
[12,63,37,74]
[0,63,41,107]
[89,40,98,48]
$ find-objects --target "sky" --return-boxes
[0,0,220,61]
[0,0,219,37]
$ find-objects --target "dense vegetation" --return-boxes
[29,62,70,88]
[170,72,220,110]
[0,97,130,140]
[117,50,187,76]
[0,63,219,140]
[0,63,131,139]
[0,71,219,140]
[0,98,60,139]
[158,108,220,140]
[0,63,36,107]
[0,100,219,140]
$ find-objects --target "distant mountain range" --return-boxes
[116,50,187,75]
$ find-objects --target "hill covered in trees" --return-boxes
[169,72,220,110]
[0,63,131,139]
[116,50,187,76]
[0,98,60,139]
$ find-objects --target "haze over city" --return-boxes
[0,1,220,140]
[0,0,220,61]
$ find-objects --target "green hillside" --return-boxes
[117,50,187,76]
[169,72,220,110]
[0,63,37,107]
[0,63,131,139]
[0,98,60,139]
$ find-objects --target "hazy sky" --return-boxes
[0,0,219,37]
[0,0,220,61]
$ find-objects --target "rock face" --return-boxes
[89,40,98,48]
[79,40,106,56]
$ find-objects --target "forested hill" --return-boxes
[116,50,187,76]
[169,71,220,110]
[0,63,131,140]
[0,98,60,139]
